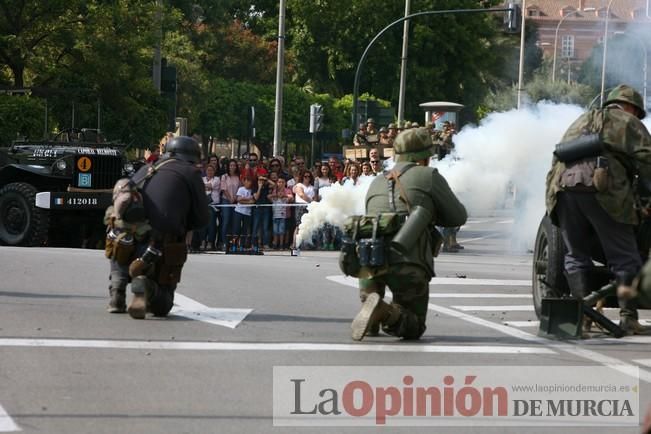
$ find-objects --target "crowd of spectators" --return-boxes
[141,121,458,253]
[184,151,393,253]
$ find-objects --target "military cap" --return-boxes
[605,84,646,119]
[387,123,397,129]
[366,118,376,124]
[393,128,433,162]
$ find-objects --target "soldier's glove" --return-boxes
[128,245,162,278]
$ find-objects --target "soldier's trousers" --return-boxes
[359,264,430,339]
[109,259,177,317]
[556,192,641,284]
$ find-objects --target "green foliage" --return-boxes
[0,95,47,145]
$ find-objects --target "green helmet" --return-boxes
[604,84,646,119]
[410,122,420,128]
[366,118,376,125]
[393,128,433,162]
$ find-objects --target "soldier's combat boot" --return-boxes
[107,289,126,313]
[127,293,146,319]
[127,276,151,320]
[442,234,458,253]
[351,293,400,341]
[619,287,651,335]
[451,232,464,250]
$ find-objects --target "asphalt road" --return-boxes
[1,212,650,433]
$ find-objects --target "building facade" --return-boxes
[523,0,650,85]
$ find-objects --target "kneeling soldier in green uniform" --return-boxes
[346,128,467,341]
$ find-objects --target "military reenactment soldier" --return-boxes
[105,136,209,319]
[353,123,368,147]
[546,84,651,334]
[343,128,467,341]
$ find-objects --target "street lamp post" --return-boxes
[351,7,513,131]
[552,8,595,82]
[272,0,287,157]
[516,0,526,109]
[600,0,617,107]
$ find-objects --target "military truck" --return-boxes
[0,128,132,247]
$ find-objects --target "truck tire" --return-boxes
[0,182,49,246]
[532,215,568,318]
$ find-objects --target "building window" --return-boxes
[633,8,646,19]
[597,8,609,18]
[561,35,575,59]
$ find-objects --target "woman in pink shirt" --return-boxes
[219,159,241,250]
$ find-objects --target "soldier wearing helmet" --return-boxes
[349,128,467,341]
[105,136,209,319]
[545,84,651,335]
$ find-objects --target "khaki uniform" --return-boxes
[360,160,467,338]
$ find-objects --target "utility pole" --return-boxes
[272,0,287,157]
[516,0,526,109]
[152,0,163,91]
[397,0,411,125]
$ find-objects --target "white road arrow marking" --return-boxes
[170,293,252,329]
[0,404,19,432]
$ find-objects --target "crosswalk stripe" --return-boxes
[503,321,540,328]
[0,404,19,432]
[451,305,535,312]
[430,278,531,286]
[430,293,531,298]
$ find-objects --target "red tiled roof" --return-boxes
[525,0,649,21]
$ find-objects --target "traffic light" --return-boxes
[504,2,521,34]
[309,104,324,133]
[161,64,177,93]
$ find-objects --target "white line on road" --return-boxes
[503,321,539,328]
[452,305,535,312]
[431,278,531,286]
[634,359,651,368]
[431,293,531,298]
[0,338,554,355]
[327,275,530,287]
[325,276,651,382]
[0,404,19,432]
[170,293,252,329]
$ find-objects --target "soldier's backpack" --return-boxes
[104,158,174,264]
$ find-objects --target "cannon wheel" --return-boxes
[532,215,568,318]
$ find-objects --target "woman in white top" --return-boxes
[201,164,221,249]
[292,170,316,248]
[341,162,361,187]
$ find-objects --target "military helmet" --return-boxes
[366,118,376,125]
[604,84,646,119]
[410,122,420,128]
[393,128,433,162]
[387,123,397,130]
[379,127,388,133]
[165,136,201,163]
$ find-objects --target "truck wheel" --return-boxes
[0,182,49,246]
[532,215,568,318]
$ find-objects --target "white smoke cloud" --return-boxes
[435,102,584,251]
[297,101,649,251]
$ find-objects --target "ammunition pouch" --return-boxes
[554,134,603,163]
[105,229,136,266]
[157,241,188,285]
[339,214,394,278]
[339,238,361,277]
